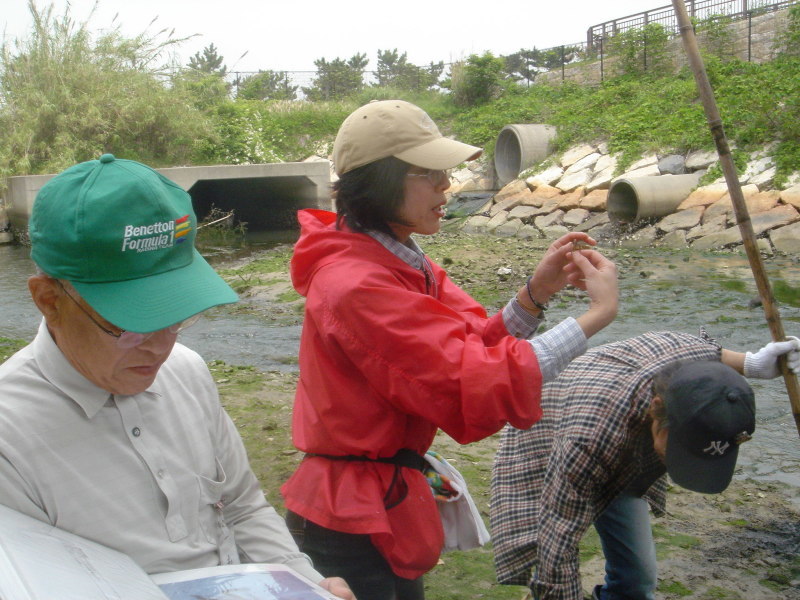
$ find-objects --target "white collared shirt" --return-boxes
[0,319,320,581]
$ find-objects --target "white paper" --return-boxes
[0,504,167,600]
[152,563,343,600]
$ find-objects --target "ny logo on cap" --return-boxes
[702,440,730,456]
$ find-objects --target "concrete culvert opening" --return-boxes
[606,180,640,224]
[494,124,557,187]
[607,173,703,224]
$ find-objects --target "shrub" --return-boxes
[448,52,507,107]
[0,1,211,186]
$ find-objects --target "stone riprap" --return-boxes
[446,143,800,256]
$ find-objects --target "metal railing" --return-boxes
[587,0,797,47]
[222,0,797,97]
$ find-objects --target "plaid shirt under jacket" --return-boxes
[490,331,722,599]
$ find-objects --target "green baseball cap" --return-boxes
[29,154,238,333]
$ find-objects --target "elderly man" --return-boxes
[491,329,799,600]
[0,154,354,599]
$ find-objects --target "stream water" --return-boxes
[2,238,800,495]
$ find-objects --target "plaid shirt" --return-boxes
[490,331,722,599]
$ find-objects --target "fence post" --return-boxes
[600,36,605,83]
[645,27,649,72]
[748,9,753,61]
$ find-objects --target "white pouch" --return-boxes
[423,451,491,552]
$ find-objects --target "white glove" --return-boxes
[743,336,800,379]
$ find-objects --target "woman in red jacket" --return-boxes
[281,100,618,600]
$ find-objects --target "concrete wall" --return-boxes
[6,161,332,236]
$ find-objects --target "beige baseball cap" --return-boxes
[332,100,483,176]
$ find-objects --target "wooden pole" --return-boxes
[671,0,800,437]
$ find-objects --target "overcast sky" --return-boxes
[3,0,661,73]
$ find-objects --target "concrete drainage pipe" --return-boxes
[607,173,703,224]
[494,124,557,187]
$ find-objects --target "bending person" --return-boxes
[491,329,800,600]
[280,100,619,600]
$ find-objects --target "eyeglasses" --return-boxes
[56,280,201,349]
[406,169,451,187]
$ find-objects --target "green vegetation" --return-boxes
[4,2,800,196]
[773,279,800,307]
[658,580,693,596]
[0,1,210,181]
[0,337,27,362]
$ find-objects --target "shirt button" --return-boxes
[157,469,165,478]
[132,427,141,437]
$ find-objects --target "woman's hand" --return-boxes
[570,248,619,338]
[319,577,357,599]
[520,233,597,309]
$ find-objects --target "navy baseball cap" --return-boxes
[663,361,755,494]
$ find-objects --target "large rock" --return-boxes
[587,166,615,191]
[541,225,570,238]
[461,215,491,234]
[580,189,608,211]
[486,211,510,230]
[530,184,563,202]
[703,184,761,220]
[556,187,585,210]
[780,184,800,210]
[445,192,493,218]
[574,211,610,233]
[490,194,524,216]
[495,218,523,237]
[749,166,776,188]
[769,222,800,254]
[678,183,729,209]
[741,156,774,183]
[619,225,658,248]
[627,154,659,171]
[517,224,541,240]
[595,154,617,172]
[507,188,542,207]
[658,154,687,175]
[533,199,562,216]
[687,214,729,240]
[658,229,688,248]
[745,190,781,213]
[507,205,539,220]
[691,228,744,250]
[615,164,660,180]
[749,204,800,235]
[563,208,590,226]
[556,169,592,192]
[564,152,601,175]
[560,144,596,168]
[535,210,565,229]
[494,179,529,203]
[685,149,718,170]
[526,165,564,188]
[656,206,704,233]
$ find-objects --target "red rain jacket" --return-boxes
[281,209,543,578]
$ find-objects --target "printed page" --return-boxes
[0,504,167,600]
[152,563,344,600]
